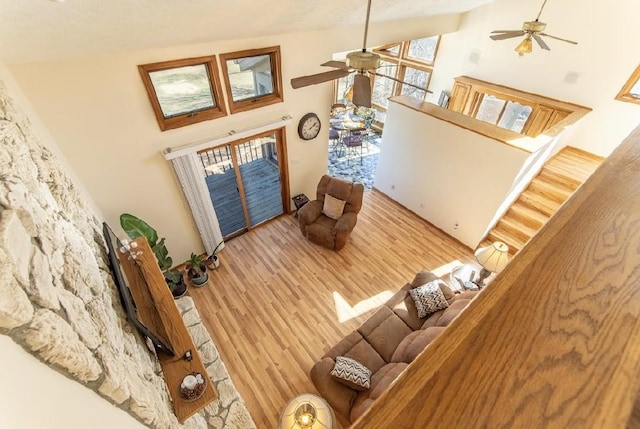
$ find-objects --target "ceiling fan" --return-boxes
[489,0,577,56]
[290,0,428,107]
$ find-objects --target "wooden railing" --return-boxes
[351,126,640,428]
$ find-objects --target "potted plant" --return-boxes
[119,213,187,299]
[205,240,224,271]
[185,253,209,286]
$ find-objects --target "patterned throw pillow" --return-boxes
[409,281,450,318]
[330,356,372,391]
[322,194,346,220]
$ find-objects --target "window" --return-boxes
[616,64,640,105]
[448,76,591,137]
[371,61,398,109]
[336,74,355,105]
[220,46,283,114]
[474,95,533,133]
[399,67,431,100]
[405,36,440,66]
[138,56,227,131]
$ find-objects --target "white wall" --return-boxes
[375,101,528,248]
[428,0,640,157]
[7,15,460,261]
[0,336,146,429]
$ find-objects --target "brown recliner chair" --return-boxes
[298,175,364,250]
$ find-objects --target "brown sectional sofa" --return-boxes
[310,270,479,423]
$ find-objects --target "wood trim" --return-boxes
[120,238,217,423]
[219,46,284,114]
[449,76,592,138]
[352,126,640,428]
[615,63,640,105]
[138,56,227,131]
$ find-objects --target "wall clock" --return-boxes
[298,112,321,140]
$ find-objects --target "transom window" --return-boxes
[138,56,227,131]
[220,46,283,114]
[616,64,640,105]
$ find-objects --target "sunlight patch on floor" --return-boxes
[431,259,464,278]
[333,290,394,323]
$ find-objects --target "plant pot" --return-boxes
[165,271,187,299]
[170,278,188,298]
[205,254,220,270]
[189,266,209,287]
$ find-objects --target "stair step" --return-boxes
[519,189,563,217]
[496,216,539,244]
[558,146,605,164]
[505,202,548,230]
[487,228,526,255]
[537,165,583,190]
[546,159,599,183]
[527,179,573,204]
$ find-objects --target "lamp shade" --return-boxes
[515,36,533,56]
[475,242,510,273]
[280,393,335,429]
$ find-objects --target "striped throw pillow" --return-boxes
[409,280,450,318]
[330,356,372,391]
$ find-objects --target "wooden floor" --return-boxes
[187,190,475,428]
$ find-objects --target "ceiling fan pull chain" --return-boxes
[362,0,372,52]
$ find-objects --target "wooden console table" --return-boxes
[118,237,217,423]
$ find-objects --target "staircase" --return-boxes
[481,146,604,256]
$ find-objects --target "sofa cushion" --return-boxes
[350,362,409,422]
[323,194,346,220]
[391,327,446,363]
[324,331,386,374]
[330,356,372,391]
[310,357,357,419]
[409,281,450,318]
[421,297,477,329]
[357,306,412,362]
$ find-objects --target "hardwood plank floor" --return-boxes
[187,189,475,428]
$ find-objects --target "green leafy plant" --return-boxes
[185,253,206,277]
[119,213,184,292]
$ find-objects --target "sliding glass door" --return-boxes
[199,128,289,239]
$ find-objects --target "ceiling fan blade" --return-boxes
[532,33,550,50]
[491,30,524,34]
[352,74,372,108]
[540,33,578,45]
[490,31,526,40]
[320,60,349,70]
[290,69,351,89]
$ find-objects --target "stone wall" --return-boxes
[0,78,254,428]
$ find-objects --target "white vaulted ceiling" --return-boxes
[0,0,494,64]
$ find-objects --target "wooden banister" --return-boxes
[351,126,640,428]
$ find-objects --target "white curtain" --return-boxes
[170,153,224,255]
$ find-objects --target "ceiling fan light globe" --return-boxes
[346,51,380,70]
[515,37,533,56]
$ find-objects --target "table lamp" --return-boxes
[280,393,335,429]
[474,241,510,287]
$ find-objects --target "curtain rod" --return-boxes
[163,115,293,160]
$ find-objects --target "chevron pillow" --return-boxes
[409,280,450,318]
[330,356,372,391]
